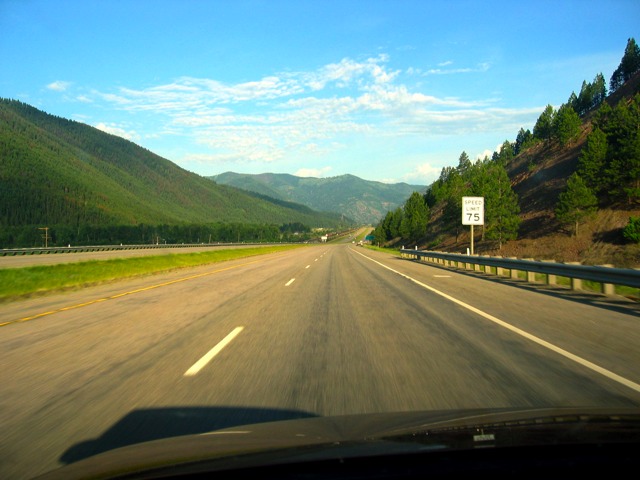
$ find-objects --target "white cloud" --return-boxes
[46,81,71,91]
[303,54,396,90]
[476,149,494,161]
[82,54,541,175]
[402,163,442,184]
[94,122,139,141]
[425,62,491,75]
[295,166,333,178]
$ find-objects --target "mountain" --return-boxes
[210,172,426,225]
[0,99,347,237]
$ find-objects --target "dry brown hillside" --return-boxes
[419,73,640,268]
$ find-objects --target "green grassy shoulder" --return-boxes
[364,245,401,256]
[0,244,306,302]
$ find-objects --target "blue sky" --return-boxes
[1,0,638,185]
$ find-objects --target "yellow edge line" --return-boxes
[2,257,271,327]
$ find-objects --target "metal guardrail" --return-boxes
[400,249,640,293]
[0,242,260,257]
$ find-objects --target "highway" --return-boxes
[1,244,640,479]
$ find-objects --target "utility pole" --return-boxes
[38,227,50,248]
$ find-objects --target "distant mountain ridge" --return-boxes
[210,172,426,224]
[0,99,346,233]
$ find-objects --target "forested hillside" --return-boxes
[210,172,425,225]
[373,38,640,268]
[0,99,348,247]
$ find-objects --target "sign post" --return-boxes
[461,197,484,255]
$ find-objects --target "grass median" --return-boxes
[0,244,306,303]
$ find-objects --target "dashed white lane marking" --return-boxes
[184,326,244,377]
[285,278,296,286]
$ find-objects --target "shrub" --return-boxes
[622,216,640,243]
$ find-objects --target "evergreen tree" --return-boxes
[399,191,429,243]
[514,127,534,154]
[610,37,640,92]
[378,211,394,242]
[577,127,608,193]
[572,74,607,116]
[482,163,521,249]
[575,80,593,116]
[533,104,555,142]
[389,207,403,239]
[457,151,472,178]
[553,104,581,146]
[568,91,579,113]
[441,169,470,241]
[554,173,598,236]
[423,187,437,208]
[623,216,640,243]
[496,140,514,165]
[592,73,607,108]
[601,93,640,202]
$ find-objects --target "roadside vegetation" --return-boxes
[372,38,640,268]
[0,244,305,302]
[0,100,348,249]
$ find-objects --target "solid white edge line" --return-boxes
[285,278,296,286]
[350,248,640,394]
[184,326,244,377]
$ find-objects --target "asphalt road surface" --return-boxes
[2,244,639,479]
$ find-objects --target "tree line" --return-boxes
[373,149,521,250]
[0,222,317,248]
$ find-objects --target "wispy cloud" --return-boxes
[46,81,71,91]
[402,163,442,185]
[295,166,333,177]
[94,122,139,141]
[53,54,539,172]
[425,62,491,75]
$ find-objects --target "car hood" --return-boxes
[34,406,640,479]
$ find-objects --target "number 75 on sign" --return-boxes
[461,196,484,225]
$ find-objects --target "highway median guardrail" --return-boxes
[0,243,264,257]
[400,249,640,294]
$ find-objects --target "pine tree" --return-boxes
[389,207,403,239]
[514,127,533,154]
[553,104,581,146]
[399,192,429,243]
[592,73,607,108]
[577,127,608,193]
[610,37,640,92]
[533,105,555,142]
[600,94,640,202]
[441,169,470,241]
[554,173,598,236]
[623,217,640,243]
[482,163,520,249]
[457,151,472,179]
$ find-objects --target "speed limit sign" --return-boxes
[462,197,484,225]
